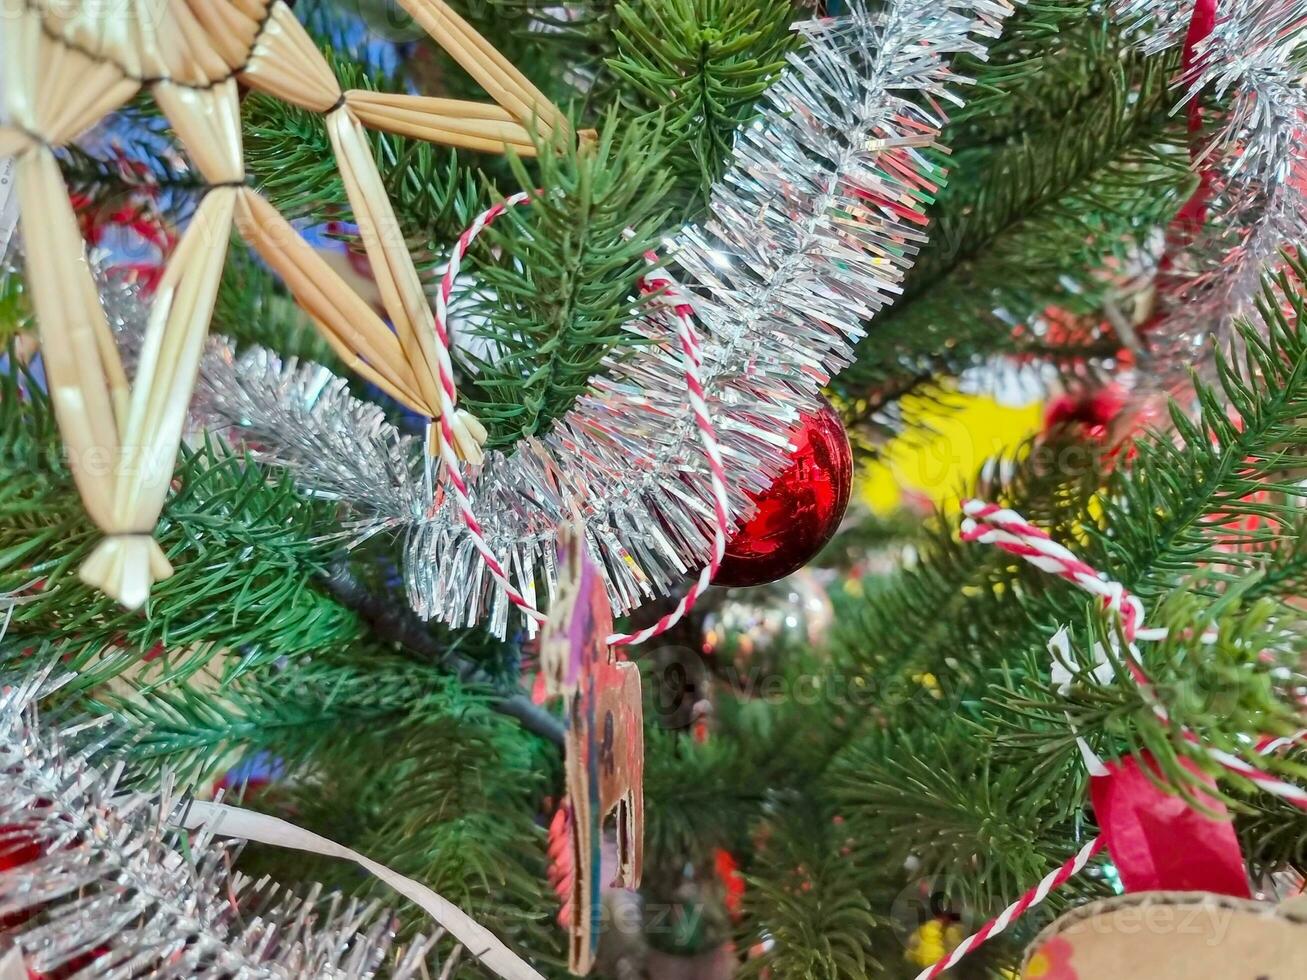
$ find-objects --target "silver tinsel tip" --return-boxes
[193,0,1019,637]
[0,674,441,978]
[1112,0,1307,389]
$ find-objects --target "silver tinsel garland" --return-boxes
[1113,0,1307,387]
[199,0,1016,636]
[0,673,443,978]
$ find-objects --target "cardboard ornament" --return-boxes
[1022,891,1307,979]
[1020,751,1306,977]
[540,521,644,975]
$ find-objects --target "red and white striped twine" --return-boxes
[909,501,1307,978]
[912,836,1105,980]
[960,499,1307,811]
[912,719,1307,980]
[428,191,731,646]
[908,500,1307,980]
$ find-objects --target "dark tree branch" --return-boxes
[319,562,566,746]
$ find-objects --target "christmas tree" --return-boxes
[2,0,1306,977]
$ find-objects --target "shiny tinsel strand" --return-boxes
[197,340,427,526]
[0,673,441,979]
[1113,0,1307,389]
[192,0,1017,636]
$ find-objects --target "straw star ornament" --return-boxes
[0,0,577,608]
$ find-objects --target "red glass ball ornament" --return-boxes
[713,400,853,587]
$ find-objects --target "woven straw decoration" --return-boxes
[0,0,573,609]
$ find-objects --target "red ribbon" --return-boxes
[1090,752,1250,897]
[1158,0,1220,272]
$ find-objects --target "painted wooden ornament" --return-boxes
[540,520,644,975]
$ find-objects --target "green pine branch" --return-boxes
[838,255,1307,732]
[995,585,1307,810]
[643,725,764,869]
[478,0,799,213]
[236,715,565,976]
[0,333,351,689]
[361,723,563,974]
[0,334,550,736]
[1234,750,1307,878]
[833,430,1108,706]
[736,805,882,980]
[833,29,1192,415]
[606,0,799,210]
[483,0,631,111]
[0,431,359,692]
[1089,259,1307,601]
[1249,515,1307,601]
[832,722,1093,911]
[949,1,1117,145]
[239,3,799,444]
[458,115,673,445]
[91,648,485,788]
[809,261,1307,925]
[50,99,202,211]
[640,641,875,876]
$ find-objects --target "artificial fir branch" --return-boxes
[833,429,1108,704]
[927,13,1185,292]
[319,562,566,744]
[1248,515,1307,601]
[642,726,763,869]
[459,115,672,445]
[606,0,799,209]
[834,20,1191,418]
[483,0,798,206]
[349,721,564,974]
[90,649,498,786]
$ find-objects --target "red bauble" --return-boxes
[713,401,852,587]
[1043,383,1128,443]
[0,824,41,871]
